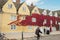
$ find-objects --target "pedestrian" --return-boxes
[35,27,42,40]
[44,28,46,34]
[46,27,50,35]
[0,33,2,37]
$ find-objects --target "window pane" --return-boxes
[43,19,47,25]
[11,25,16,30]
[21,16,26,20]
[10,15,17,21]
[22,7,26,11]
[11,25,13,30]
[35,10,37,12]
[23,16,26,20]
[14,25,16,29]
[50,20,52,24]
[32,18,36,22]
[28,26,32,30]
[8,4,12,9]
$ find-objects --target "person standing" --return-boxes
[44,28,46,34]
[35,27,42,40]
[46,27,50,35]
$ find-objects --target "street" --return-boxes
[24,34,60,40]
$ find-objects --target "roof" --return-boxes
[27,5,35,14]
[38,8,44,14]
[0,0,60,17]
[53,10,60,16]
[13,2,24,14]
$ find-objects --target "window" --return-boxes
[50,20,52,24]
[28,26,32,30]
[55,21,57,24]
[8,4,12,9]
[32,18,36,22]
[10,15,17,21]
[21,16,26,20]
[35,10,37,12]
[23,16,26,20]
[43,19,47,25]
[22,7,26,11]
[11,25,16,30]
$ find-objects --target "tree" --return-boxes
[0,0,7,9]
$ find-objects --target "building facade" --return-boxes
[0,0,60,39]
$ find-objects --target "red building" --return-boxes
[9,13,60,32]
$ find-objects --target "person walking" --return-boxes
[35,27,42,40]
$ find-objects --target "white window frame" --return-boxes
[11,25,16,30]
[32,18,36,22]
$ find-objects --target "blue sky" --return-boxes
[13,0,60,11]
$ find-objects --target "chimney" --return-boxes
[31,3,34,7]
[16,0,20,4]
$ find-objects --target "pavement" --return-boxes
[40,31,60,36]
[50,31,60,35]
[2,31,60,40]
[23,34,60,40]
[23,31,60,38]
[23,31,60,40]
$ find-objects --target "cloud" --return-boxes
[25,0,40,5]
[12,0,16,2]
[13,0,44,5]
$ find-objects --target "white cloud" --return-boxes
[25,0,40,5]
[12,0,44,5]
[12,0,16,2]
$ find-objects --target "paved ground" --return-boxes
[1,31,60,40]
[23,34,60,40]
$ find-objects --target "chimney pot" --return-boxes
[16,0,20,4]
[31,3,33,7]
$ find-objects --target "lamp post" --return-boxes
[22,26,24,40]
[21,16,25,40]
[22,31,23,40]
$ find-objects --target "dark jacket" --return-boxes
[35,27,42,35]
